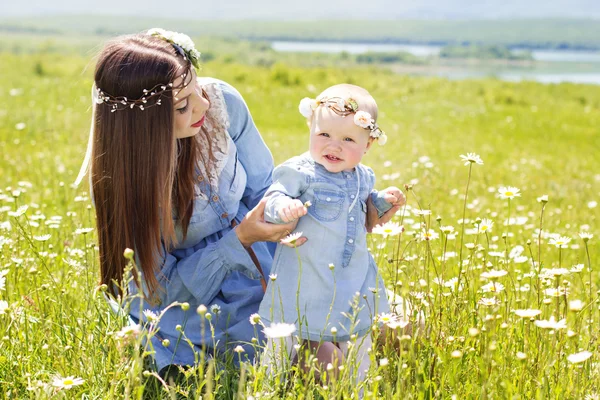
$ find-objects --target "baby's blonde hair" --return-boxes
[317,83,378,121]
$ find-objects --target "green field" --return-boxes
[2,16,600,50]
[0,39,599,398]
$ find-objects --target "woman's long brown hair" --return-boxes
[92,34,207,300]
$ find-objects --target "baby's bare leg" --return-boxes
[298,340,344,379]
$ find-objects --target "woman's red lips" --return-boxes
[191,116,205,128]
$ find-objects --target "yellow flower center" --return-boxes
[64,379,73,385]
[505,191,513,196]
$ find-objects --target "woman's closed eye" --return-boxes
[176,101,189,114]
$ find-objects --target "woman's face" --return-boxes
[172,67,210,139]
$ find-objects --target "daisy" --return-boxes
[534,316,567,330]
[249,313,261,326]
[263,322,296,339]
[478,297,499,306]
[413,209,432,216]
[540,268,571,278]
[440,226,455,234]
[280,231,303,247]
[579,232,593,242]
[477,218,494,233]
[0,300,8,314]
[481,269,508,279]
[481,282,505,293]
[513,309,542,318]
[74,228,94,235]
[372,222,404,237]
[569,300,584,311]
[459,153,483,166]
[418,229,439,241]
[567,351,592,364]
[52,376,85,390]
[33,234,51,242]
[570,264,584,273]
[548,236,571,248]
[497,186,521,200]
[545,287,569,297]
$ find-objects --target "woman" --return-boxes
[75,29,396,375]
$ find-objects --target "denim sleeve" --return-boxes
[264,162,309,224]
[221,81,274,211]
[366,166,392,218]
[158,228,262,306]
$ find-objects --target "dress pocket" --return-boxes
[309,188,345,222]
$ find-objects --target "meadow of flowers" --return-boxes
[0,48,599,399]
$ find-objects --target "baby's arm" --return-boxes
[366,167,406,217]
[264,161,310,225]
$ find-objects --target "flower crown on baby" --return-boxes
[298,96,388,145]
[94,28,201,112]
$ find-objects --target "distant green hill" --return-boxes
[1,16,600,50]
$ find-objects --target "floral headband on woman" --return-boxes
[94,28,201,113]
[298,96,388,145]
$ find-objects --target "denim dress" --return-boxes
[125,79,275,371]
[260,153,391,341]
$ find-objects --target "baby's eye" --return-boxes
[319,133,330,138]
[344,137,355,142]
[176,102,189,114]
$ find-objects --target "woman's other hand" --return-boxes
[236,198,307,248]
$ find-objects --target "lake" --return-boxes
[272,41,600,85]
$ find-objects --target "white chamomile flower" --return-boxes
[478,297,498,306]
[459,153,483,166]
[480,282,505,293]
[33,234,51,242]
[537,194,549,203]
[534,316,567,330]
[497,186,521,200]
[569,300,584,311]
[0,300,8,314]
[480,269,508,279]
[548,236,571,248]
[418,229,439,241]
[477,218,494,233]
[567,351,592,364]
[372,222,404,237]
[249,313,261,326]
[440,226,455,234]
[52,376,85,390]
[513,309,541,318]
[263,322,296,339]
[234,345,245,353]
[210,304,221,315]
[579,232,593,242]
[280,231,303,247]
[377,132,387,145]
[354,111,372,129]
[299,97,316,118]
[143,309,159,323]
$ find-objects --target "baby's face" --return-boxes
[309,107,372,173]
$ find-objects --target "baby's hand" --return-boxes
[278,198,308,223]
[382,187,406,207]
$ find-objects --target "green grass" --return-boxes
[2,16,600,50]
[0,45,599,398]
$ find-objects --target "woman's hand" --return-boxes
[366,197,400,233]
[235,198,308,248]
